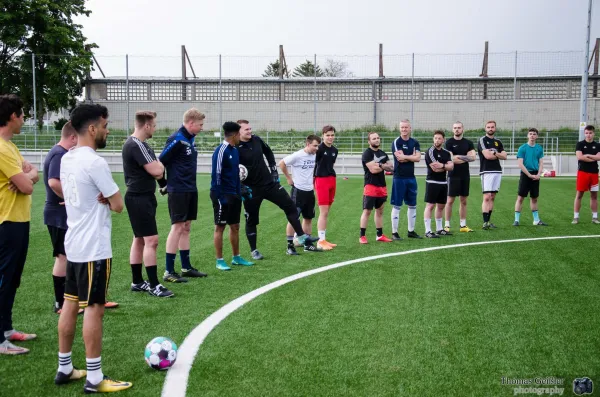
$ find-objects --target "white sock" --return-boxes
[318,230,326,241]
[460,218,466,227]
[593,212,598,219]
[424,219,432,233]
[435,218,443,232]
[444,220,450,228]
[391,206,401,233]
[86,357,103,385]
[407,206,417,232]
[574,212,580,219]
[58,351,73,375]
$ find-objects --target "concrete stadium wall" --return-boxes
[94,99,600,132]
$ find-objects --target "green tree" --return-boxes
[0,0,96,128]
[262,59,281,77]
[292,60,324,77]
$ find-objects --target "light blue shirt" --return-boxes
[517,143,544,172]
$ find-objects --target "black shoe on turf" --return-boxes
[130,280,151,292]
[181,267,208,278]
[392,232,403,241]
[55,368,87,385]
[425,231,440,239]
[286,246,299,255]
[407,230,422,239]
[163,271,188,283]
[148,284,174,298]
[303,244,321,252]
[436,229,452,236]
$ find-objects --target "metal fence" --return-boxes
[17,51,600,152]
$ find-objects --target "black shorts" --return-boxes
[363,195,387,210]
[168,191,198,224]
[210,191,242,225]
[290,187,316,219]
[64,258,112,308]
[518,172,540,198]
[125,193,158,237]
[447,177,470,197]
[47,225,67,257]
[424,182,448,204]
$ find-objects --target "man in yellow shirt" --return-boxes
[0,94,39,355]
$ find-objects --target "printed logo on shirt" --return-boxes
[373,154,386,163]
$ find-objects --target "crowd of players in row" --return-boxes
[1,93,599,392]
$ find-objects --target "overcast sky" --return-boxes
[79,0,599,78]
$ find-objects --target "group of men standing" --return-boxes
[1,91,600,395]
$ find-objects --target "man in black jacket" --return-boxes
[237,120,318,259]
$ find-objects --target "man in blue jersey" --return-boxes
[513,128,547,226]
[159,109,207,282]
[210,122,254,271]
[390,119,422,240]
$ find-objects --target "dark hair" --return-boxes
[528,127,539,135]
[61,121,77,139]
[70,104,109,134]
[236,119,249,125]
[306,134,321,144]
[485,120,496,127]
[0,94,24,127]
[135,111,156,127]
[367,131,379,140]
[433,130,445,138]
[322,124,336,134]
[223,121,241,137]
[585,125,595,132]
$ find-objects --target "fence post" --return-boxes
[511,51,517,154]
[372,81,377,125]
[411,53,415,124]
[32,53,37,149]
[219,54,223,138]
[313,54,317,134]
[126,54,130,134]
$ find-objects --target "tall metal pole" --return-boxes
[32,54,37,149]
[219,54,223,137]
[579,0,593,141]
[126,54,130,134]
[512,51,517,153]
[411,53,415,124]
[314,54,317,134]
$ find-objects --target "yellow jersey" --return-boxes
[0,138,31,223]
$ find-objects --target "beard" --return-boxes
[96,134,107,149]
[371,143,380,149]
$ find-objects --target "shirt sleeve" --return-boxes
[468,140,475,152]
[159,136,181,165]
[414,140,421,153]
[425,148,433,167]
[538,145,544,159]
[516,145,525,159]
[257,136,276,168]
[47,152,63,180]
[0,144,23,179]
[362,150,371,164]
[497,140,505,152]
[89,157,119,198]
[131,140,156,166]
[477,137,486,152]
[575,141,584,152]
[283,151,299,167]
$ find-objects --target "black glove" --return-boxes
[158,174,168,195]
[270,165,280,183]
[241,184,253,201]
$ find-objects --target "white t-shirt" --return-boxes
[282,149,315,192]
[60,146,120,262]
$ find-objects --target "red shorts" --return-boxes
[315,176,337,206]
[363,184,388,197]
[576,170,599,192]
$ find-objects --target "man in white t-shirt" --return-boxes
[55,104,132,393]
[279,135,322,255]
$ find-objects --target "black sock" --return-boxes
[145,265,159,288]
[131,263,144,284]
[52,275,66,308]
[489,210,493,221]
[360,228,366,237]
[483,212,490,223]
[376,228,383,237]
[287,235,294,248]
[247,233,257,251]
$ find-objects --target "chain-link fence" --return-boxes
[18,51,600,153]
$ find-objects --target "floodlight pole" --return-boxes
[579,0,593,140]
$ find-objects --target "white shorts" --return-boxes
[481,173,502,193]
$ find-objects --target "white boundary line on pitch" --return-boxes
[162,235,600,397]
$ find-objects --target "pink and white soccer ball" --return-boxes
[144,337,178,370]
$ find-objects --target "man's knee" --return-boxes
[144,235,159,249]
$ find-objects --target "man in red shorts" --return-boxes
[573,125,600,224]
[314,125,338,250]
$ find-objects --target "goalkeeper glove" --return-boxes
[241,184,253,201]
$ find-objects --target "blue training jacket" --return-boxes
[210,141,241,198]
[159,126,198,193]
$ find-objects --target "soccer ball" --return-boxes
[144,337,178,370]
[239,164,248,181]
